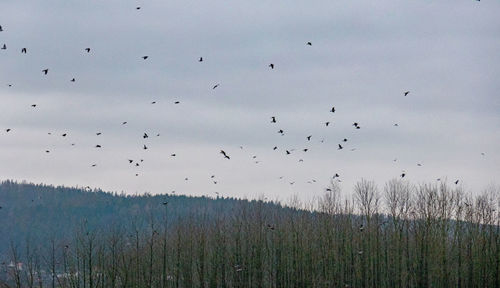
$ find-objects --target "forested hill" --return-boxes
[0,180,289,256]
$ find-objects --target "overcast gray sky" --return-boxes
[1,0,499,201]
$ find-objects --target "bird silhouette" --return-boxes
[136,6,141,10]
[31,104,37,108]
[96,132,102,135]
[338,144,343,150]
[269,63,274,69]
[85,48,91,53]
[62,133,67,137]
[199,57,203,62]
[307,135,312,141]
[70,78,76,82]
[271,116,276,123]
[286,150,291,155]
[330,106,335,113]
[307,42,312,46]
[142,56,149,60]
[343,138,348,142]
[174,101,180,104]
[325,122,330,126]
[42,69,49,75]
[0,25,3,32]
[1,44,6,50]
[95,145,102,148]
[6,129,11,132]
[212,84,220,89]
[143,133,148,139]
[220,150,230,159]
[404,91,410,96]
[21,48,27,53]
[455,180,459,185]
[401,173,406,178]
[143,145,148,150]
[128,159,133,163]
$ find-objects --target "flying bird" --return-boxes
[31,104,37,108]
[143,133,149,139]
[143,145,148,150]
[330,106,335,113]
[1,44,6,50]
[338,144,343,150]
[6,129,11,132]
[85,48,91,53]
[21,48,27,53]
[271,116,276,123]
[269,63,274,69]
[70,78,76,82]
[220,150,230,159]
[455,180,459,185]
[199,57,203,62]
[212,84,220,89]
[0,25,3,31]
[325,122,330,126]
[96,132,102,135]
[404,91,410,96]
[42,69,49,75]
[307,135,312,141]
[142,56,149,60]
[307,42,312,46]
[95,145,102,148]
[401,173,406,178]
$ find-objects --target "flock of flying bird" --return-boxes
[0,3,484,198]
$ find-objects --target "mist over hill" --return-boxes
[0,180,290,256]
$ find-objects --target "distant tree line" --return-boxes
[1,179,499,287]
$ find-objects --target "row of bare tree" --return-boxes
[2,179,499,288]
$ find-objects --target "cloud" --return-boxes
[0,0,499,200]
